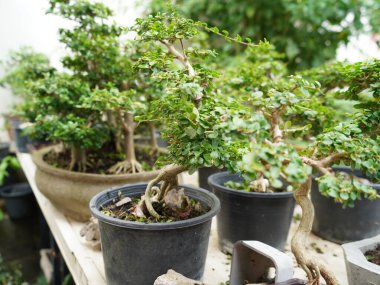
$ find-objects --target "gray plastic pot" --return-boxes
[10,120,29,153]
[208,172,295,254]
[312,166,380,244]
[198,167,222,191]
[90,183,220,285]
[0,183,35,219]
[0,142,10,160]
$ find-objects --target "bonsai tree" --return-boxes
[131,11,251,218]
[232,58,380,284]
[44,0,163,174]
[27,72,109,171]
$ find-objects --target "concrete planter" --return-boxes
[342,235,380,285]
[32,146,162,221]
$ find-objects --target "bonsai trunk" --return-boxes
[106,110,122,152]
[108,111,143,174]
[125,112,137,162]
[148,122,159,153]
[69,147,87,172]
[144,164,188,219]
[291,177,338,285]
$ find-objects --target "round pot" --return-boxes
[90,183,220,285]
[0,183,36,219]
[10,120,30,153]
[311,167,380,244]
[32,146,163,222]
[198,167,222,191]
[208,172,295,254]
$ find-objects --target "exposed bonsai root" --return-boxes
[68,159,91,172]
[291,178,339,285]
[142,164,187,219]
[250,175,270,192]
[107,159,143,174]
[69,148,89,172]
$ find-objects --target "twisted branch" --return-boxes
[143,164,188,218]
[291,178,339,285]
[161,40,195,77]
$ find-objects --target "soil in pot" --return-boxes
[90,183,220,285]
[43,144,162,173]
[365,244,380,266]
[208,172,295,254]
[311,166,380,244]
[0,183,36,219]
[101,187,209,223]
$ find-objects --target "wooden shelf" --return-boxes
[17,153,230,285]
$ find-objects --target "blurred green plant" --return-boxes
[0,46,53,98]
[0,156,20,186]
[149,0,380,70]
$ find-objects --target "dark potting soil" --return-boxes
[365,244,380,266]
[43,145,162,174]
[101,188,210,223]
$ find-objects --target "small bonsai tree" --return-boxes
[0,47,54,124]
[27,72,109,171]
[232,58,380,284]
[0,46,52,98]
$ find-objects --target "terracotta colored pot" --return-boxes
[32,146,162,221]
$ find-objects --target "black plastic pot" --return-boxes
[90,183,220,285]
[198,167,222,190]
[311,167,380,244]
[0,142,10,160]
[0,183,35,219]
[10,120,29,153]
[208,172,295,254]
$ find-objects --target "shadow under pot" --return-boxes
[208,172,295,254]
[90,183,220,285]
[311,166,380,244]
[0,183,36,219]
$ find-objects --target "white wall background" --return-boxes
[0,0,379,142]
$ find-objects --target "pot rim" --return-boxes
[32,145,164,182]
[0,183,32,198]
[208,172,294,198]
[90,183,220,230]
